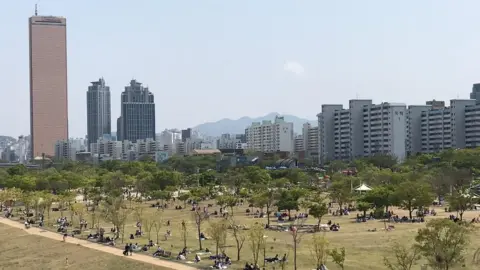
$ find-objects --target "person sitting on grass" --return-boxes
[153,247,164,257]
[177,252,186,260]
[130,233,135,240]
[141,244,148,252]
[199,232,207,240]
[194,254,201,263]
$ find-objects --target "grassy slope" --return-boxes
[0,223,169,270]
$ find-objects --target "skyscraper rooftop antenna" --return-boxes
[35,4,38,16]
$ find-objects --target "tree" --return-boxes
[133,206,145,232]
[143,218,156,242]
[207,220,228,258]
[153,220,163,244]
[42,192,55,226]
[102,196,131,242]
[362,186,396,213]
[415,219,472,270]
[228,217,246,261]
[290,219,308,270]
[447,190,473,221]
[356,201,371,218]
[328,177,352,215]
[247,223,266,267]
[329,247,346,270]
[178,193,190,209]
[71,203,87,232]
[383,242,420,270]
[258,189,277,226]
[308,202,328,230]
[192,210,208,250]
[310,233,329,269]
[394,181,434,219]
[180,220,188,249]
[276,188,306,218]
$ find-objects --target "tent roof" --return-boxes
[355,183,372,191]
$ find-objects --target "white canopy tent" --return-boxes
[355,183,372,192]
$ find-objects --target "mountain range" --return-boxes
[193,113,316,136]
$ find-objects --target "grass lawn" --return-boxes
[9,199,480,270]
[0,223,170,270]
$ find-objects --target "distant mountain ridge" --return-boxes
[193,113,316,136]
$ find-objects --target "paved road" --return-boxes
[0,217,198,270]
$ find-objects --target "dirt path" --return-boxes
[0,217,198,270]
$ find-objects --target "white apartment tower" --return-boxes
[363,103,407,160]
[245,116,294,153]
[317,100,372,163]
[406,105,432,155]
[421,99,476,152]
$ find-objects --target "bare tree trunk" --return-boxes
[197,224,203,250]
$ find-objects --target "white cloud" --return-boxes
[283,61,305,75]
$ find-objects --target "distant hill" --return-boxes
[193,113,316,136]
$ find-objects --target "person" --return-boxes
[24,221,29,229]
[123,244,129,256]
[194,254,201,263]
[63,233,67,242]
[128,243,133,255]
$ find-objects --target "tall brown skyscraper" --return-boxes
[29,15,68,158]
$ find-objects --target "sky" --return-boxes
[2,0,480,137]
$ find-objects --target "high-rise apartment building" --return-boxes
[29,15,68,158]
[245,116,294,153]
[420,99,476,152]
[117,80,155,142]
[406,105,431,155]
[470,84,480,104]
[363,103,407,160]
[87,78,111,150]
[318,100,407,163]
[317,100,372,163]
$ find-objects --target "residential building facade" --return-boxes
[245,116,294,153]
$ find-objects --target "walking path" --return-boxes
[0,217,198,270]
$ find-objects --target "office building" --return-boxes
[117,80,155,142]
[87,78,111,150]
[182,128,192,142]
[29,15,68,158]
[245,116,294,153]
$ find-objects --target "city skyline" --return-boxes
[3,1,480,137]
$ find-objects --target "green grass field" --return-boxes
[9,198,480,270]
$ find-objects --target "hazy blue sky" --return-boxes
[2,0,480,137]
